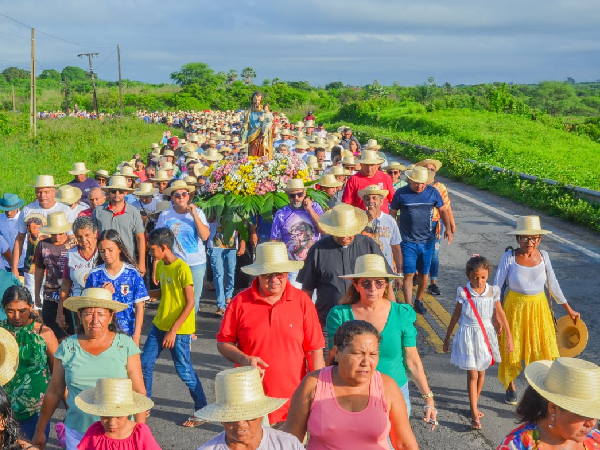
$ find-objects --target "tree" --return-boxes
[226,69,238,85]
[262,79,271,86]
[326,81,344,90]
[170,62,217,86]
[2,67,30,82]
[392,81,400,87]
[529,81,580,116]
[61,66,88,82]
[39,69,62,81]
[428,76,436,87]
[241,67,256,86]
[272,78,282,86]
[566,77,576,84]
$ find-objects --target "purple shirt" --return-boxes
[270,204,324,261]
[68,177,100,205]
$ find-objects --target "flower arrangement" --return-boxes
[197,153,330,242]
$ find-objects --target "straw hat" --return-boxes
[506,215,552,236]
[54,185,82,205]
[39,211,72,235]
[556,316,588,357]
[0,328,18,385]
[318,203,368,237]
[163,149,175,157]
[0,193,24,211]
[306,156,324,172]
[201,149,224,162]
[283,179,306,192]
[305,120,315,128]
[149,143,161,149]
[385,161,407,172]
[163,180,195,197]
[183,175,199,186]
[524,357,600,419]
[340,254,401,280]
[194,367,287,423]
[241,242,304,276]
[357,150,384,165]
[218,146,233,154]
[76,378,154,417]
[102,176,134,192]
[295,131,306,139]
[293,139,310,150]
[161,162,175,171]
[69,162,91,175]
[280,129,291,136]
[153,201,171,216]
[193,165,208,178]
[329,166,346,177]
[150,170,170,182]
[133,182,158,197]
[29,175,60,189]
[185,151,200,160]
[119,166,138,179]
[95,169,110,180]
[319,174,343,188]
[313,137,326,147]
[358,184,389,199]
[363,139,382,151]
[182,143,197,154]
[63,287,128,313]
[295,121,304,129]
[416,158,442,172]
[405,166,433,184]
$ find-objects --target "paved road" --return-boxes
[43,169,600,450]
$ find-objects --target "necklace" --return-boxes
[538,423,573,450]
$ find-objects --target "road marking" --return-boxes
[448,188,600,261]
[415,314,445,353]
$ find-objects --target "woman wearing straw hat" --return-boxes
[325,255,438,426]
[195,367,303,450]
[494,216,580,406]
[75,378,159,449]
[286,320,419,449]
[498,357,600,449]
[385,161,407,191]
[32,288,147,450]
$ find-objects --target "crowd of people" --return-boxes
[0,107,595,450]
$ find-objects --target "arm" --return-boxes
[249,224,258,247]
[41,326,59,374]
[126,353,147,424]
[136,233,146,276]
[216,341,269,370]
[282,373,318,443]
[132,302,144,348]
[190,204,210,241]
[391,244,404,292]
[306,349,325,372]
[11,232,25,278]
[439,207,453,244]
[32,359,67,448]
[2,248,12,272]
[389,208,398,218]
[493,302,514,353]
[383,375,419,449]
[403,346,437,430]
[34,267,44,309]
[162,285,195,349]
[237,239,246,257]
[57,278,74,329]
[443,302,462,353]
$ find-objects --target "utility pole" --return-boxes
[117,45,123,117]
[30,28,36,136]
[63,75,69,115]
[11,85,15,112]
[78,52,99,117]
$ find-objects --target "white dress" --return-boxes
[450,283,502,371]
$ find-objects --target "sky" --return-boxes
[1,0,600,87]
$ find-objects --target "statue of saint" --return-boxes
[241,91,274,158]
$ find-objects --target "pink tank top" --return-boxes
[307,366,391,450]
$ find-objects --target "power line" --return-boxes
[0,30,29,39]
[95,47,117,70]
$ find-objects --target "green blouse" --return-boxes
[326,302,417,387]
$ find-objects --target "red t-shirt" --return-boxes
[217,278,325,423]
[341,171,394,212]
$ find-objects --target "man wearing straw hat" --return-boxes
[389,166,453,315]
[217,242,325,427]
[67,162,99,206]
[196,367,304,450]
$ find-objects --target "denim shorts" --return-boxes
[401,240,435,275]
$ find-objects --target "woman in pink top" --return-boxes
[285,320,418,450]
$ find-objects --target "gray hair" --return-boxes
[72,216,97,235]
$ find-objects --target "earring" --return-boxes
[549,413,555,429]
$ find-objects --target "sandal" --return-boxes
[471,419,482,430]
[213,308,225,317]
[183,416,206,428]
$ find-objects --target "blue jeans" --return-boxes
[141,325,207,410]
[429,222,443,281]
[189,263,206,313]
[209,248,236,309]
[18,413,49,441]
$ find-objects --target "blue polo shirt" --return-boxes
[390,185,444,243]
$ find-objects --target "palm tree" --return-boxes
[241,67,256,86]
[227,69,238,85]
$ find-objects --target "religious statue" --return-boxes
[241,91,274,158]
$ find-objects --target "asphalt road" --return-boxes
[43,168,600,450]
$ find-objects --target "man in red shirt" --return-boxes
[341,150,394,212]
[216,242,325,426]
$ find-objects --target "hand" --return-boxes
[139,263,147,277]
[162,329,177,349]
[56,313,66,329]
[444,229,453,244]
[243,355,269,375]
[250,233,258,247]
[32,430,46,449]
[506,335,515,353]
[302,197,313,211]
[423,400,438,431]
[132,334,141,348]
[102,282,116,294]
[395,277,404,291]
[442,339,450,353]
[565,305,581,324]
[493,315,504,336]
[187,203,197,214]
[35,297,42,309]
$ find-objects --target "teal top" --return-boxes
[55,333,140,433]
[326,302,417,388]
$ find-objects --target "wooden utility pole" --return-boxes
[63,75,69,114]
[117,45,123,117]
[11,85,15,112]
[78,52,99,117]
[30,28,36,137]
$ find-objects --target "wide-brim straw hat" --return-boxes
[283,179,306,192]
[119,166,138,179]
[183,175,199,186]
[340,254,401,280]
[29,175,60,188]
[63,287,128,313]
[506,215,552,236]
[218,146,233,154]
[149,143,161,149]
[95,170,110,180]
[329,166,347,176]
[102,176,134,193]
[294,139,310,150]
[318,204,368,237]
[524,357,600,419]
[161,162,175,171]
[194,367,287,423]
[54,185,82,205]
[182,143,197,154]
[416,158,443,172]
[163,180,195,197]
[358,184,389,198]
[76,378,154,417]
[556,316,588,357]
[363,139,382,151]
[150,170,170,182]
[319,174,343,188]
[163,149,175,157]
[69,162,91,175]
[385,161,407,172]
[201,149,224,161]
[39,211,72,234]
[0,193,24,211]
[0,328,19,385]
[194,165,208,178]
[405,166,433,184]
[357,150,384,165]
[134,182,158,197]
[241,242,304,276]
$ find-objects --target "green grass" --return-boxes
[1,114,168,202]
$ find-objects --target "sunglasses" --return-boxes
[109,189,126,194]
[359,279,387,289]
[387,171,400,175]
[172,192,189,199]
[519,236,541,243]
[288,192,305,199]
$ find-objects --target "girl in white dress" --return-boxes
[443,255,513,430]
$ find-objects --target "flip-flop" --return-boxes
[183,416,206,428]
[471,419,482,430]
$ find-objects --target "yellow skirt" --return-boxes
[498,290,559,389]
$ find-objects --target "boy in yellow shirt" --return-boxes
[141,227,208,427]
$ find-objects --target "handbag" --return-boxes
[463,287,495,366]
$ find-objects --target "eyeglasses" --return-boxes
[109,189,126,194]
[288,192,305,199]
[519,236,541,243]
[172,192,189,199]
[359,279,387,289]
[387,171,400,175]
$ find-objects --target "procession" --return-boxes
[0,92,597,450]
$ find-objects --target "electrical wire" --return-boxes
[95,47,117,70]
[0,30,29,39]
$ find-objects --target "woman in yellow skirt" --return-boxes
[493,216,580,405]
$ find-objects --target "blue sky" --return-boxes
[1,0,600,86]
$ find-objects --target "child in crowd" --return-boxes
[140,227,208,428]
[443,255,513,430]
[85,229,149,347]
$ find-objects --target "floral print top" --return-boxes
[498,422,600,449]
[1,320,50,421]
